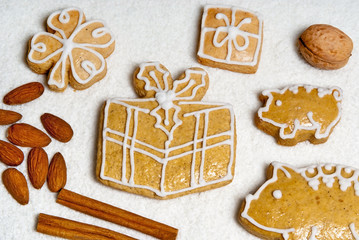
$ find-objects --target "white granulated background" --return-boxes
[0,0,358,239]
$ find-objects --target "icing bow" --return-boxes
[27,8,114,91]
[134,62,209,144]
[212,9,257,61]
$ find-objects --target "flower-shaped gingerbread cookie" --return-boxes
[27,8,115,92]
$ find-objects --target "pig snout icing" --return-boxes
[256,85,342,145]
[240,162,359,240]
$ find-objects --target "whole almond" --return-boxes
[0,140,24,166]
[298,24,353,70]
[3,82,44,105]
[28,147,48,189]
[47,152,67,192]
[7,123,51,147]
[0,109,22,125]
[2,168,29,205]
[41,113,73,143]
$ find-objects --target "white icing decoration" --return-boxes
[309,226,318,240]
[275,100,282,106]
[242,162,359,238]
[272,190,282,199]
[198,5,262,66]
[350,223,359,240]
[28,8,114,90]
[322,176,335,188]
[241,162,295,238]
[308,179,320,190]
[257,85,343,140]
[324,164,333,171]
[99,63,235,197]
[299,163,359,194]
[59,11,70,24]
[307,168,315,174]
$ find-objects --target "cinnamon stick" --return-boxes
[57,189,178,240]
[37,213,137,240]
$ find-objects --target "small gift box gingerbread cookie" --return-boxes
[239,162,359,239]
[27,8,115,92]
[256,85,342,146]
[96,62,236,199]
[197,5,263,74]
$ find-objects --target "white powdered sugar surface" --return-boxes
[0,0,359,239]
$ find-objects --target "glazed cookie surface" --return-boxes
[197,5,263,74]
[255,85,342,146]
[27,7,115,92]
[96,62,236,199]
[239,162,359,240]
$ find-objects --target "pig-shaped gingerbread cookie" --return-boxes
[255,85,342,146]
[239,162,359,240]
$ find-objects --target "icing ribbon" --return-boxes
[213,15,252,54]
[198,5,263,67]
[211,8,257,61]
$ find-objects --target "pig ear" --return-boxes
[133,62,173,98]
[267,162,292,180]
[173,67,209,101]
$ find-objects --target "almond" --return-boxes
[0,140,24,166]
[2,168,29,205]
[7,123,51,147]
[41,113,73,143]
[0,109,22,125]
[3,82,44,105]
[28,147,48,189]
[47,152,67,192]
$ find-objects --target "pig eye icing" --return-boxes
[275,100,282,106]
[272,190,282,199]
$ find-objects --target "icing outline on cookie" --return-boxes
[100,63,235,197]
[28,7,114,90]
[241,162,359,239]
[257,85,342,140]
[198,5,263,66]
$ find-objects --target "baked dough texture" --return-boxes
[27,7,115,92]
[197,5,263,74]
[96,62,236,199]
[255,85,342,146]
[239,162,359,240]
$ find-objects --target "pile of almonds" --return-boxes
[0,82,73,205]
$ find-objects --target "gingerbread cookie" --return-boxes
[239,162,359,240]
[197,5,263,74]
[255,85,342,146]
[96,62,236,199]
[27,7,115,92]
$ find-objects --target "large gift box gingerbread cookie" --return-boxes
[96,62,236,199]
[197,5,263,73]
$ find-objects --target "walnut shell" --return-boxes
[298,24,353,70]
